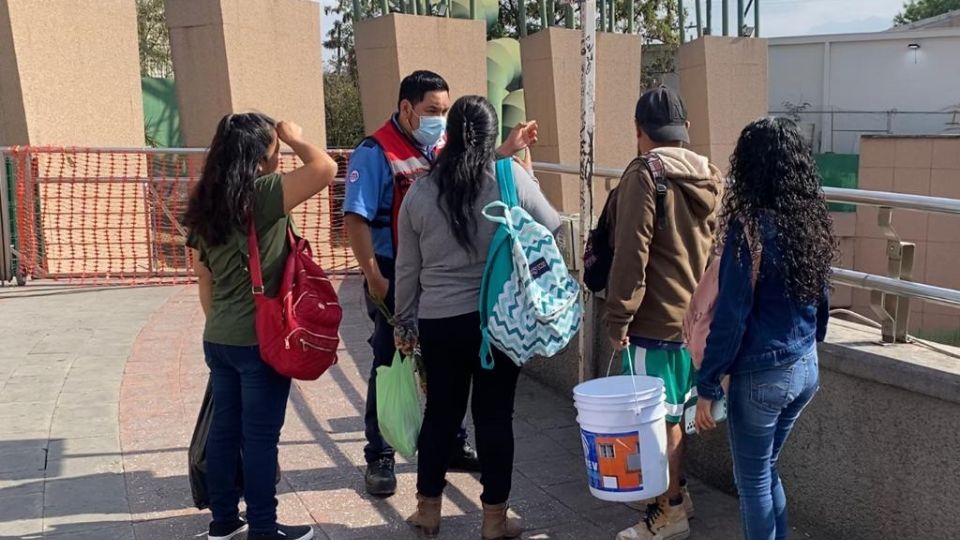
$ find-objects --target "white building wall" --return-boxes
[769,28,960,154]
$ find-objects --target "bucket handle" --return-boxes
[605,347,644,416]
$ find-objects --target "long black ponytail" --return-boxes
[431,95,499,253]
[183,112,276,246]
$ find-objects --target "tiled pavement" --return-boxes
[0,277,774,540]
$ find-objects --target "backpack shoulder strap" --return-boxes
[478,159,520,370]
[495,158,519,207]
[639,152,668,231]
[246,220,265,295]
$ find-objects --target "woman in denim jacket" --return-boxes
[695,117,835,540]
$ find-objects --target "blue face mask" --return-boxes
[412,114,446,147]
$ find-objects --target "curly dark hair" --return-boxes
[720,117,836,304]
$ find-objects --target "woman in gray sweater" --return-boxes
[394,96,560,540]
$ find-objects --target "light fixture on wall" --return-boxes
[908,42,921,63]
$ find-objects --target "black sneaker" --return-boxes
[365,456,397,496]
[208,517,248,540]
[248,524,314,540]
[449,440,481,472]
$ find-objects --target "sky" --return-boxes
[319,0,910,64]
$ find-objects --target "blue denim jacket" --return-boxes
[696,217,829,402]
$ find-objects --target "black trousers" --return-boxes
[416,312,521,505]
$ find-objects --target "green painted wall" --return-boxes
[815,153,859,213]
[142,77,182,148]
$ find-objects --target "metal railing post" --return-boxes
[679,0,685,42]
[598,0,605,34]
[706,0,712,34]
[753,0,759,36]
[870,208,915,343]
[578,0,597,382]
[737,0,744,36]
[722,0,728,35]
[519,0,528,35]
[0,150,11,283]
[694,0,702,37]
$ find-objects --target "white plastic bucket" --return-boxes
[573,375,668,503]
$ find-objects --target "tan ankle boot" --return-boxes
[481,502,522,540]
[406,494,442,537]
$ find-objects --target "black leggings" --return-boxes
[416,312,521,505]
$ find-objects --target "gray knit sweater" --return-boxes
[394,160,561,330]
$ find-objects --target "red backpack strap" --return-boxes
[247,220,265,295]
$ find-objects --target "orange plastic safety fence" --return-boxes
[10,146,357,285]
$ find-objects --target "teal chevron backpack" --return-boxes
[478,159,582,368]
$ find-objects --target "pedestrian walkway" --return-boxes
[1,277,759,540]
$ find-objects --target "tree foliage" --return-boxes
[324,71,367,148]
[894,0,960,25]
[136,0,173,78]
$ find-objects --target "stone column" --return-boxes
[165,0,326,147]
[520,28,642,214]
[0,0,144,145]
[678,36,768,168]
[355,14,487,135]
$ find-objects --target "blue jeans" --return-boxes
[728,348,819,540]
[204,342,291,534]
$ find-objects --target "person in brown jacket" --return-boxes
[607,86,722,540]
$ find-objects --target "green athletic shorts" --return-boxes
[625,345,697,424]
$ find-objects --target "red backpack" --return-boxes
[247,221,343,380]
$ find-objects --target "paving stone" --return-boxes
[0,446,47,476]
[0,412,53,435]
[56,388,120,406]
[0,380,63,403]
[49,415,119,438]
[45,522,135,539]
[0,492,43,538]
[46,435,121,461]
[0,401,57,420]
[0,279,780,540]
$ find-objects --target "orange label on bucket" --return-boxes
[580,429,643,492]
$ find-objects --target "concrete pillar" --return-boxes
[0,0,145,146]
[520,28,642,214]
[355,14,487,135]
[165,0,326,147]
[678,36,768,168]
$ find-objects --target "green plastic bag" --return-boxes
[376,351,423,459]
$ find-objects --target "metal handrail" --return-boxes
[2,147,959,312]
[530,160,960,311]
[531,161,960,216]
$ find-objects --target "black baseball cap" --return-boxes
[635,86,689,144]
